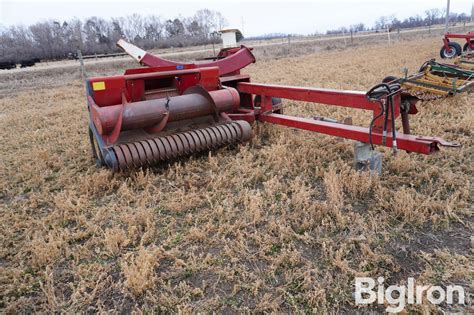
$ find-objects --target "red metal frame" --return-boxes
[443,32,474,51]
[231,82,457,155]
[236,82,399,132]
[89,67,459,157]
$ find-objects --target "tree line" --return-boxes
[325,8,472,35]
[0,9,227,62]
[1,7,472,63]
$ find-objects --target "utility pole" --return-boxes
[387,25,391,44]
[444,0,450,33]
[77,50,85,79]
[471,3,473,23]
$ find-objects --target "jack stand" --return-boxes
[354,142,382,175]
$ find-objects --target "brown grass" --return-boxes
[0,36,472,313]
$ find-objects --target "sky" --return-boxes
[0,0,473,36]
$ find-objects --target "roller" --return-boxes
[98,120,252,170]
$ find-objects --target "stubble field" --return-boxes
[0,36,472,313]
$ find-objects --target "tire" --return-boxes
[463,40,474,52]
[439,42,462,59]
[382,76,399,83]
[418,60,433,72]
[381,76,401,93]
[89,127,105,167]
[254,95,283,114]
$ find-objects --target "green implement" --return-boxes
[398,59,474,98]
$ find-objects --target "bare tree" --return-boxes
[185,18,203,38]
[125,14,145,42]
[375,16,388,30]
[144,15,163,41]
[193,9,228,38]
[29,22,55,58]
[350,23,366,32]
[165,18,185,38]
[425,8,440,26]
[214,11,228,31]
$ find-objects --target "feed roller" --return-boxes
[111,121,252,170]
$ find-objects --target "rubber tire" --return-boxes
[382,76,399,84]
[254,95,283,114]
[463,40,474,52]
[417,60,432,72]
[89,127,105,167]
[439,42,462,59]
[365,77,399,101]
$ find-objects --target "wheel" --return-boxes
[382,76,399,83]
[418,60,432,72]
[439,42,462,59]
[381,76,401,93]
[89,127,105,167]
[463,40,474,52]
[254,95,283,114]
[452,42,462,55]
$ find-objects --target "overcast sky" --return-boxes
[0,0,473,36]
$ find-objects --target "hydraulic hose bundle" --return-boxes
[366,82,401,154]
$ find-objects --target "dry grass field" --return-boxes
[0,36,472,313]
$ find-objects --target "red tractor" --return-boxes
[439,32,474,58]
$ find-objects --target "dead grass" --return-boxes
[0,36,472,313]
